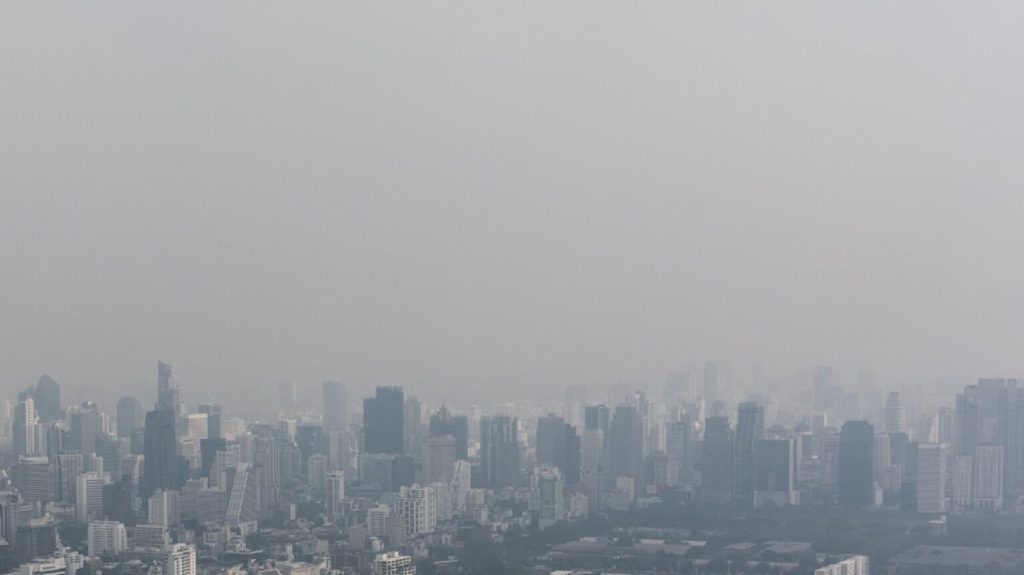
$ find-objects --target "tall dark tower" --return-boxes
[734,401,765,502]
[838,420,874,507]
[536,414,581,485]
[143,409,181,498]
[702,416,735,504]
[363,386,405,454]
[156,361,179,412]
[480,415,520,488]
[429,406,469,460]
[608,405,644,483]
[33,375,61,423]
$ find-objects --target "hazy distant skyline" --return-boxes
[3,2,1024,400]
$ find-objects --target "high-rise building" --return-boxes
[363,387,405,455]
[16,518,58,563]
[584,405,610,456]
[974,444,1004,510]
[428,406,469,461]
[13,399,39,457]
[148,489,179,527]
[198,403,222,440]
[838,421,874,507]
[13,456,52,502]
[326,470,345,517]
[116,397,142,439]
[754,438,798,507]
[955,378,1024,502]
[396,484,437,536]
[537,415,566,466]
[68,403,100,456]
[813,365,837,414]
[536,414,581,484]
[143,409,181,498]
[666,417,695,483]
[322,380,348,433]
[608,406,644,484]
[57,452,84,503]
[226,463,259,526]
[451,460,472,515]
[480,416,520,489]
[164,544,196,575]
[156,362,179,413]
[562,384,588,428]
[952,454,973,509]
[404,396,423,461]
[734,402,764,502]
[915,443,947,514]
[702,416,734,504]
[87,521,127,557]
[32,375,61,424]
[371,551,414,575]
[424,435,456,484]
[529,466,565,530]
[307,453,328,493]
[885,392,905,434]
[76,472,106,523]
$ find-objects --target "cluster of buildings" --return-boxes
[2,360,1024,574]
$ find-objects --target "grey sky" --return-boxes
[2,1,1024,402]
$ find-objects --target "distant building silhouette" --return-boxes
[480,415,519,488]
[838,420,874,507]
[363,386,405,455]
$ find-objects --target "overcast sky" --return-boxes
[2,1,1023,403]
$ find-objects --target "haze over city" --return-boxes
[6,3,1024,575]
[4,1,1024,403]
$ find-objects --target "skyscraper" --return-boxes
[76,473,106,524]
[116,397,142,439]
[13,399,38,457]
[915,442,947,514]
[885,392,905,433]
[68,403,100,456]
[813,365,836,413]
[608,406,644,484]
[156,362,179,413]
[584,405,610,451]
[428,406,469,460]
[225,463,259,526]
[536,415,567,469]
[973,444,1004,510]
[363,387,405,455]
[403,396,423,460]
[326,470,345,517]
[754,438,798,506]
[702,416,734,504]
[143,409,181,499]
[424,434,456,484]
[480,416,520,489]
[838,421,874,507]
[32,375,61,424]
[734,401,764,502]
[322,380,348,433]
[198,403,222,440]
